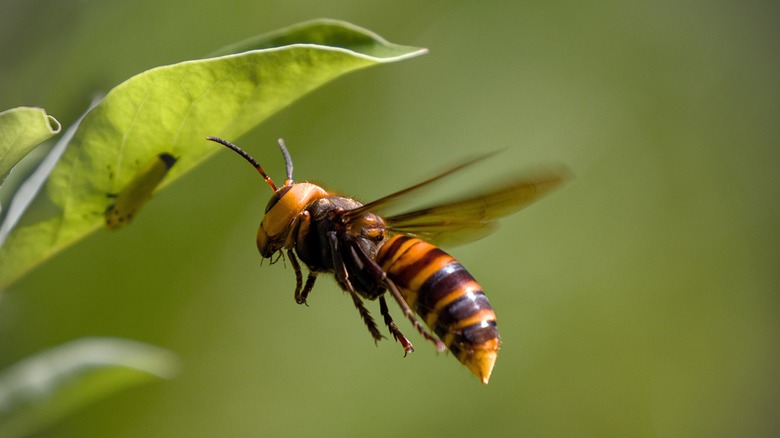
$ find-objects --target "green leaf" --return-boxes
[0,107,61,184]
[0,337,179,438]
[0,100,99,249]
[0,19,427,288]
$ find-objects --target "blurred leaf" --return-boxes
[0,107,61,184]
[0,337,179,438]
[0,19,427,288]
[0,100,97,248]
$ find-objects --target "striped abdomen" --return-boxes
[376,235,500,383]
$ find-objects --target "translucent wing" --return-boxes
[383,169,569,246]
[343,153,570,247]
[344,151,500,219]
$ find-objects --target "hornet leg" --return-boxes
[350,239,446,352]
[286,249,304,303]
[327,232,383,343]
[379,295,414,356]
[298,272,318,305]
[286,248,318,306]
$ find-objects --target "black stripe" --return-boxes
[460,320,499,345]
[444,321,499,356]
[436,291,492,329]
[415,263,472,316]
[377,235,409,264]
[394,245,447,288]
[432,294,490,340]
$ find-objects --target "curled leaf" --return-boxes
[0,107,61,184]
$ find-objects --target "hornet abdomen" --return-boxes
[376,234,500,383]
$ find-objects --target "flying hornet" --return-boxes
[207,136,568,384]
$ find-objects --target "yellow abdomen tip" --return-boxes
[461,338,499,384]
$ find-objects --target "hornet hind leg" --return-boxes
[348,238,447,353]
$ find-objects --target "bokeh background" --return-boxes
[1,0,778,436]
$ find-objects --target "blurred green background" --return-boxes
[1,0,778,437]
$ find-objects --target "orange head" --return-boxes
[206,137,326,258]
